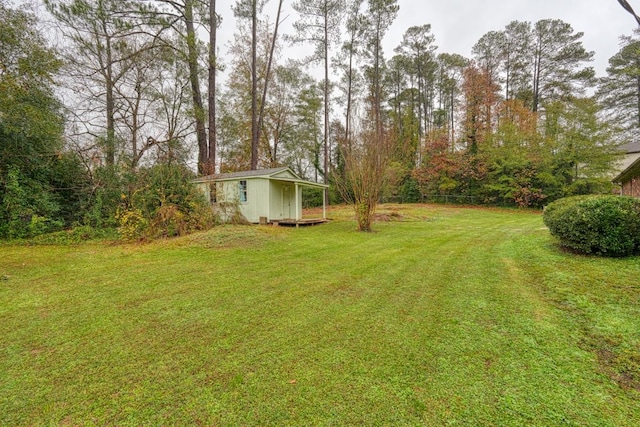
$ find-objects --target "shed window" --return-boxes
[239,180,247,202]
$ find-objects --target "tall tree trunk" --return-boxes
[323,0,330,204]
[345,46,354,151]
[450,87,455,151]
[131,83,141,169]
[343,0,363,157]
[532,42,541,112]
[251,0,259,170]
[637,74,640,129]
[505,55,511,101]
[373,25,384,142]
[103,20,116,167]
[208,0,217,175]
[257,0,284,170]
[185,0,208,175]
[417,62,424,138]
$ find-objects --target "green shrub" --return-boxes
[116,207,148,241]
[0,166,63,239]
[543,195,640,257]
[28,226,117,245]
[83,166,131,229]
[302,187,324,208]
[400,176,422,203]
[114,163,216,240]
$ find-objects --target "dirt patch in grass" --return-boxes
[375,210,404,222]
[580,334,640,392]
[548,290,640,392]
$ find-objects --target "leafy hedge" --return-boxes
[543,195,640,257]
[116,163,215,240]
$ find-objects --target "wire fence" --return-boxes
[382,194,482,205]
[420,194,482,205]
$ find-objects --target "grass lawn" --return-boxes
[1,204,640,425]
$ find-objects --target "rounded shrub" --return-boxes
[543,195,640,257]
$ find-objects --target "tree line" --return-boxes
[1,0,638,236]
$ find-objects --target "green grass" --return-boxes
[1,204,639,425]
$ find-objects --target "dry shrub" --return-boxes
[116,208,148,241]
[334,130,392,232]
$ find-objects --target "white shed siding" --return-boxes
[217,181,237,204]
[269,181,282,219]
[200,178,272,222]
[245,179,270,223]
[196,182,212,203]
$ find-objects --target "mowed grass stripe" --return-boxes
[0,205,639,425]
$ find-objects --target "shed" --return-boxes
[194,167,329,225]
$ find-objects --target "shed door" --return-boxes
[282,186,291,219]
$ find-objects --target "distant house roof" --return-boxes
[620,142,640,154]
[194,166,328,188]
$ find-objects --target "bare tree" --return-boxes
[335,130,392,231]
[233,0,263,170]
[233,0,285,170]
[256,0,285,167]
[184,0,208,174]
[144,0,211,174]
[45,0,152,166]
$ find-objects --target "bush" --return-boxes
[83,166,131,229]
[565,178,614,197]
[302,187,324,208]
[400,176,422,203]
[0,166,63,238]
[116,163,215,240]
[28,226,117,245]
[116,207,149,241]
[543,195,640,257]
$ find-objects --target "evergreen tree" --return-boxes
[598,31,640,140]
[531,19,595,112]
[395,24,438,138]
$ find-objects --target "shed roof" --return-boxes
[195,167,291,182]
[194,167,328,188]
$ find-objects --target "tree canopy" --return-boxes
[0,0,633,236]
[0,1,91,237]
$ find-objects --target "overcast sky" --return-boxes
[233,0,639,78]
[17,0,640,77]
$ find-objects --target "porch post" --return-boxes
[323,187,327,219]
[295,183,300,224]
